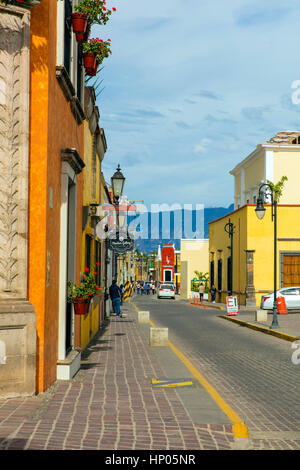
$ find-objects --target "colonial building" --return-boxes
[180,240,209,299]
[230,131,300,208]
[0,0,113,397]
[0,0,39,398]
[210,132,300,307]
[80,85,107,351]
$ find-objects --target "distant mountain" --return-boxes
[132,204,234,254]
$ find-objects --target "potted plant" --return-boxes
[82,37,112,76]
[74,0,116,29]
[68,266,100,315]
[71,11,88,43]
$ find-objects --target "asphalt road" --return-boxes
[133,294,300,446]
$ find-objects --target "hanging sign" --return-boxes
[107,231,134,254]
[226,296,238,315]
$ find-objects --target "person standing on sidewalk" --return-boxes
[209,284,217,303]
[109,280,122,317]
[198,283,205,304]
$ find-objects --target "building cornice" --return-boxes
[230,142,300,176]
[61,148,85,174]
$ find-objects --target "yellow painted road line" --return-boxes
[156,381,194,388]
[152,379,194,387]
[146,315,248,439]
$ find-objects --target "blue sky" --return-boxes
[92,0,300,209]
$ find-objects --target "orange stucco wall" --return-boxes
[29,0,84,393]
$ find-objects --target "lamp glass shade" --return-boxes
[111,164,125,200]
[255,198,266,220]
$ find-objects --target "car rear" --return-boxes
[260,294,273,309]
[157,284,175,299]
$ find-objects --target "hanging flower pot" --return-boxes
[85,67,97,77]
[82,38,112,75]
[68,267,99,315]
[75,32,85,43]
[85,65,98,76]
[71,12,88,34]
[73,298,91,316]
[83,52,96,70]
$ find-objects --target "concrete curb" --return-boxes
[219,315,300,342]
[187,301,224,311]
[131,300,249,441]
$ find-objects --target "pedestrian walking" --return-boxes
[109,280,122,317]
[137,282,140,295]
[198,283,205,304]
[152,283,155,295]
[120,284,124,305]
[210,284,217,303]
[147,283,151,295]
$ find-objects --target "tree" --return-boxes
[266,176,288,202]
[193,271,210,292]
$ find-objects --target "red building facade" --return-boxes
[161,243,175,283]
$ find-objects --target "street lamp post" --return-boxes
[107,164,125,286]
[225,219,235,296]
[255,183,279,329]
[111,164,126,237]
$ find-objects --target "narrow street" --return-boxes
[133,294,300,449]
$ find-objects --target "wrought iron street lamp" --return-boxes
[111,164,125,204]
[225,219,235,296]
[255,183,279,329]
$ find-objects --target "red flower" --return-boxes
[96,262,100,266]
[84,267,89,272]
[94,272,97,275]
[112,7,116,11]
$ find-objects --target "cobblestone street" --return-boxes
[0,303,234,451]
[1,299,300,452]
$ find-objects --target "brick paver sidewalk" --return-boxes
[0,302,234,450]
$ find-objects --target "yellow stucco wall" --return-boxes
[80,121,104,350]
[180,240,209,299]
[209,205,300,306]
[243,150,265,195]
[80,231,101,350]
[209,207,248,304]
[273,150,300,204]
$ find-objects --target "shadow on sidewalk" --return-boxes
[0,438,27,450]
[80,363,104,370]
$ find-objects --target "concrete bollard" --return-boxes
[255,309,268,322]
[138,311,150,323]
[150,327,168,347]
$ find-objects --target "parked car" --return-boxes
[260,287,300,310]
[157,284,175,300]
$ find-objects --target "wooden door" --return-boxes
[282,255,300,287]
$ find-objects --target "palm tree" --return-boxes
[194,271,210,291]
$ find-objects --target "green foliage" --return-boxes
[191,271,210,293]
[83,38,112,65]
[74,0,116,27]
[68,266,99,300]
[266,176,288,202]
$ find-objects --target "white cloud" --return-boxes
[194,139,212,154]
[94,0,300,208]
